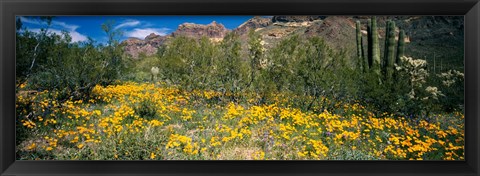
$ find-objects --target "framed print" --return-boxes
[1,0,479,175]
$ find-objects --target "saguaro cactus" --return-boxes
[370,17,381,76]
[362,35,367,72]
[384,21,396,80]
[356,21,365,71]
[383,21,390,70]
[367,19,373,68]
[396,29,406,65]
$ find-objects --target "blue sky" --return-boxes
[18,16,254,44]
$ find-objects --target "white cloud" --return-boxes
[19,17,43,25]
[124,28,170,39]
[20,17,78,30]
[20,17,88,43]
[52,20,79,31]
[68,31,88,42]
[30,28,88,43]
[114,20,141,30]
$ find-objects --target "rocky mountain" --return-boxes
[122,21,228,59]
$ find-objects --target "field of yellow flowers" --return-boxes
[16,81,464,160]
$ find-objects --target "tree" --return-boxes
[216,32,248,101]
[15,17,55,88]
[100,20,125,85]
[247,29,265,89]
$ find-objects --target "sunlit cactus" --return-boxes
[151,66,160,82]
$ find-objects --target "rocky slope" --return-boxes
[122,33,166,59]
[233,16,272,35]
[122,21,229,59]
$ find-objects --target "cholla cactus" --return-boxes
[437,69,464,87]
[260,40,267,52]
[248,37,267,63]
[151,66,160,82]
[395,56,429,100]
[259,58,272,69]
[424,86,444,100]
[395,56,428,88]
[407,89,416,99]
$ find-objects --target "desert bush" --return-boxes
[360,56,451,118]
[158,36,223,91]
[436,69,464,112]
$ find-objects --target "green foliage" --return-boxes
[247,29,265,90]
[156,36,223,91]
[217,32,249,100]
[435,70,464,112]
[264,35,302,92]
[360,70,410,116]
[135,99,158,120]
[158,36,198,85]
[16,24,57,87]
[296,37,335,111]
[253,35,359,112]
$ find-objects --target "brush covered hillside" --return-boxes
[123,16,463,71]
[15,16,464,160]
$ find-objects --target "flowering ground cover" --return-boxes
[16,81,464,160]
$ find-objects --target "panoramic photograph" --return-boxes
[15,16,464,160]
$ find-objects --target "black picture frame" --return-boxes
[1,0,479,175]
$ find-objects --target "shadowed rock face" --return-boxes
[171,21,229,39]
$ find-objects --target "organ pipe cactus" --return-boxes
[367,19,373,68]
[362,17,407,82]
[362,36,367,72]
[396,29,406,65]
[370,17,381,76]
[384,20,396,81]
[356,21,365,71]
[383,20,390,70]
